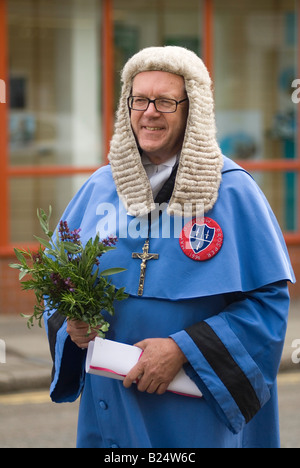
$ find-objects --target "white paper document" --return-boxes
[86,337,202,398]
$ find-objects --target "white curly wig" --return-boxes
[108,46,223,217]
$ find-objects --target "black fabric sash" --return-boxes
[185,321,261,423]
[147,163,179,237]
[154,163,179,205]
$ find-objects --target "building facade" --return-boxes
[0,0,299,315]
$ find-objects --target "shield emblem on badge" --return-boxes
[180,217,223,261]
[190,223,215,254]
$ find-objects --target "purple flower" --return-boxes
[32,252,43,264]
[59,220,81,245]
[58,221,70,242]
[50,272,75,293]
[102,235,118,247]
[71,228,81,244]
[50,272,60,285]
[64,277,76,292]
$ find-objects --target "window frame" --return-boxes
[0,0,299,257]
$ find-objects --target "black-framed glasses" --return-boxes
[128,96,189,113]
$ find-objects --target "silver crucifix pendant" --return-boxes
[132,239,159,296]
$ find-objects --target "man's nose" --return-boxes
[144,101,161,115]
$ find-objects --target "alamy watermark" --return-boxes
[291,79,300,104]
[0,339,6,364]
[0,79,6,104]
[95,201,205,240]
[291,339,300,365]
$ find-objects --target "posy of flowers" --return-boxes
[9,207,127,337]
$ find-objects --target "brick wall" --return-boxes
[0,256,36,316]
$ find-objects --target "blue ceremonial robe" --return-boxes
[44,156,295,448]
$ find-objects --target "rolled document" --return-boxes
[86,337,202,398]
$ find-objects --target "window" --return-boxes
[7,0,103,243]
[1,0,299,250]
[214,0,299,234]
[113,0,203,105]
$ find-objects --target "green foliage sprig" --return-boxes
[9,207,127,337]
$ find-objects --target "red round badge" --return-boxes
[179,217,223,261]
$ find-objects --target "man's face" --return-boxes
[130,71,189,165]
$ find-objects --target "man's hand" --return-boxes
[66,319,98,349]
[123,338,187,395]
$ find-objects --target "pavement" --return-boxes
[0,299,299,394]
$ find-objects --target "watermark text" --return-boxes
[96,201,204,240]
[291,79,300,104]
[0,339,6,364]
[291,339,300,364]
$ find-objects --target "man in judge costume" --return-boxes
[45,46,295,448]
